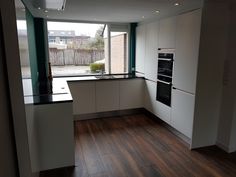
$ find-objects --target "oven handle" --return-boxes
[158,58,174,61]
[157,80,172,85]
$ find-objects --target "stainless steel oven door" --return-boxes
[156,80,172,107]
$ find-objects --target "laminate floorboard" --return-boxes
[40,114,236,177]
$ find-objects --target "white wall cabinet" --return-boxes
[144,22,159,81]
[68,82,96,115]
[95,81,120,112]
[173,9,202,94]
[119,79,144,110]
[171,89,195,138]
[136,25,146,74]
[158,16,177,49]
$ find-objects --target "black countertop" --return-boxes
[23,74,144,105]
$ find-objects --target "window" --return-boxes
[47,21,129,77]
[16,20,31,79]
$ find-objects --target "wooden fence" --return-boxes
[49,48,104,66]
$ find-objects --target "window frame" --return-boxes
[46,20,130,77]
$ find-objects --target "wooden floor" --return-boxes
[40,114,236,177]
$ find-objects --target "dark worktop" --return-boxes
[23,74,144,105]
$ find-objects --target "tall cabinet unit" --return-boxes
[144,22,159,81]
[172,9,202,94]
[171,9,202,138]
[135,25,146,74]
[138,9,202,143]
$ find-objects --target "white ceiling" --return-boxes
[21,0,203,23]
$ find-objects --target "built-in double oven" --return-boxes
[156,50,174,107]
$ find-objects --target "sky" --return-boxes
[16,20,104,37]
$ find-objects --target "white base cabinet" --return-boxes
[156,101,171,124]
[25,102,74,172]
[68,82,96,115]
[69,79,144,116]
[144,80,157,114]
[171,89,195,138]
[95,81,120,112]
[119,79,144,110]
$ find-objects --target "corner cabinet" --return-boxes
[68,81,96,115]
[136,25,146,74]
[144,80,157,114]
[158,16,177,49]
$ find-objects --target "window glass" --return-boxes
[47,22,106,76]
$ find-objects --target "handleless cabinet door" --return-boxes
[159,16,177,49]
[95,81,119,112]
[136,25,146,74]
[144,80,157,114]
[68,82,96,115]
[120,79,144,110]
[171,88,195,138]
[145,22,159,81]
[173,9,202,94]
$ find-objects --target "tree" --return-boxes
[88,26,105,50]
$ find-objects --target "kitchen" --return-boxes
[1,0,236,177]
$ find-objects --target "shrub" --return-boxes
[90,63,105,73]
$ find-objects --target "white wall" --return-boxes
[0,0,35,176]
[217,0,236,153]
[0,16,18,177]
[191,0,229,148]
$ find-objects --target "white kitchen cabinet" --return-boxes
[136,25,146,74]
[144,22,159,81]
[119,79,144,110]
[158,16,177,49]
[25,102,75,172]
[68,82,96,115]
[95,81,119,112]
[156,101,171,124]
[144,80,171,123]
[171,88,195,138]
[144,80,157,114]
[173,9,202,94]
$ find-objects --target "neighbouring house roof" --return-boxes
[48,30,90,39]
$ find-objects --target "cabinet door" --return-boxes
[95,81,119,112]
[173,9,202,94]
[68,82,96,115]
[171,89,195,138]
[144,80,157,114]
[156,101,171,124]
[145,22,159,81]
[136,25,146,74]
[159,16,177,49]
[119,79,144,110]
